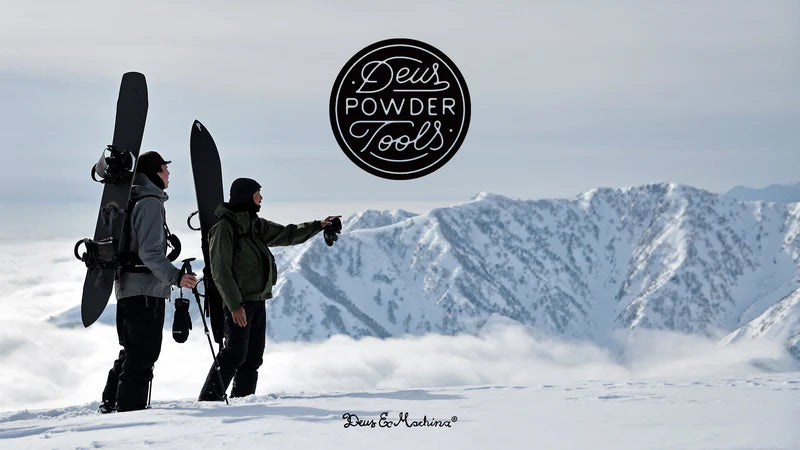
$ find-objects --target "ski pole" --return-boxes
[181,258,229,405]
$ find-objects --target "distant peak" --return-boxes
[471,192,516,203]
[343,208,417,232]
[724,182,800,203]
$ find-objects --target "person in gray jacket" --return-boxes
[100,151,197,413]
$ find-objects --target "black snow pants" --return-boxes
[101,295,165,412]
[198,300,266,401]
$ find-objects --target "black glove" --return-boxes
[172,297,192,343]
[323,217,342,247]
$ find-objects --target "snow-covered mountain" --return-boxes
[724,182,800,203]
[264,183,800,358]
[722,288,800,361]
[49,183,800,360]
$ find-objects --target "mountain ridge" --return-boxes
[49,183,800,361]
[265,182,800,360]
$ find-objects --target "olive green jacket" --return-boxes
[208,203,323,311]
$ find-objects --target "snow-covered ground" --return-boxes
[1,373,798,449]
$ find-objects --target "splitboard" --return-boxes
[189,120,225,345]
[79,73,148,327]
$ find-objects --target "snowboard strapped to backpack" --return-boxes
[79,72,148,328]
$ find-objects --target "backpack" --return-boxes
[74,195,181,273]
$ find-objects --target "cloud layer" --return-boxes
[1,310,794,413]
[2,227,798,411]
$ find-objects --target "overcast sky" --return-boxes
[0,1,797,223]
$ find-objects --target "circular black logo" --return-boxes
[330,38,471,180]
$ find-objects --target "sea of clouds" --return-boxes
[0,238,795,412]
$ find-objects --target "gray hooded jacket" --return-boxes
[114,173,181,299]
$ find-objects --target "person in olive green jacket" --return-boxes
[198,177,339,401]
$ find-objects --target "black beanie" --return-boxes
[136,151,171,189]
[229,178,262,208]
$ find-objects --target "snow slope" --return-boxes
[1,373,798,449]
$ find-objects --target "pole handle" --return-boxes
[181,257,196,275]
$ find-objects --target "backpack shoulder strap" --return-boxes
[220,215,252,254]
[220,215,251,238]
[120,194,179,271]
[125,194,162,243]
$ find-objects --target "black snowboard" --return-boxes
[80,73,148,327]
[189,120,225,344]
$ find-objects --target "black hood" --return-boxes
[229,178,262,216]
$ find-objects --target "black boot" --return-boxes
[231,370,258,398]
[101,350,126,412]
[198,362,235,402]
[116,380,150,412]
[98,401,117,414]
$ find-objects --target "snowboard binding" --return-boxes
[74,237,119,270]
[91,145,134,184]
